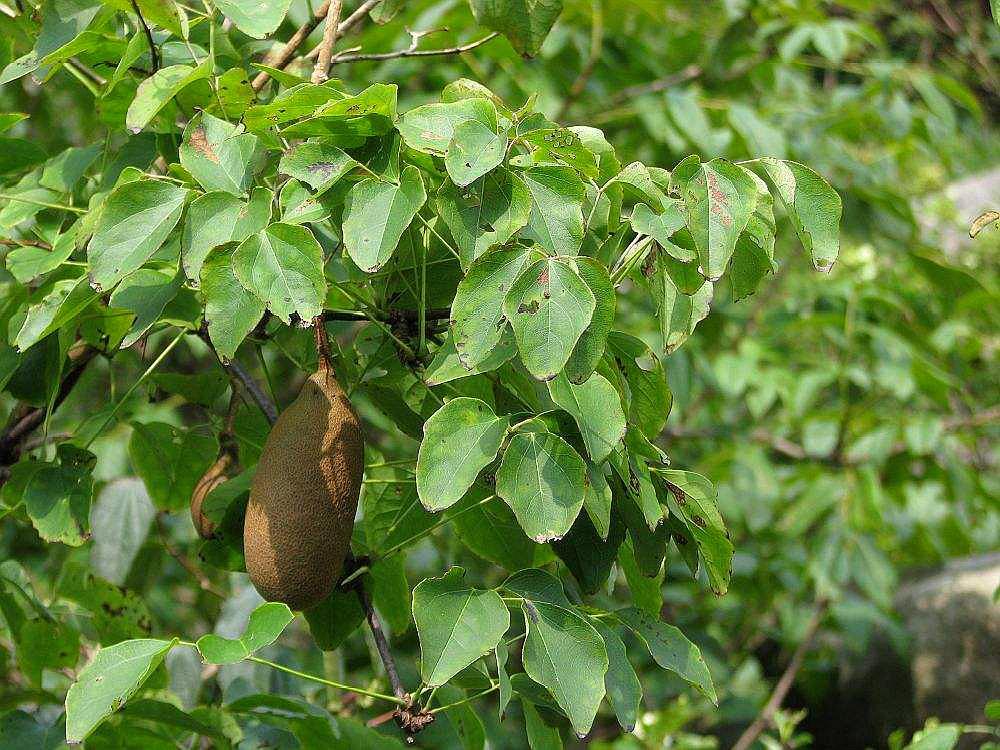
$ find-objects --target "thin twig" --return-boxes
[311,0,343,84]
[942,405,1000,430]
[328,31,499,64]
[355,582,407,701]
[155,512,226,598]
[0,346,98,469]
[251,0,384,91]
[556,0,603,121]
[0,237,52,250]
[732,599,829,750]
[129,0,160,73]
[605,64,702,106]
[197,329,279,424]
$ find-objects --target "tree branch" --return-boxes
[942,404,1000,430]
[251,0,384,91]
[556,0,603,122]
[0,345,99,470]
[605,64,702,106]
[197,330,279,424]
[155,512,226,598]
[327,31,499,64]
[311,0,343,84]
[129,0,159,73]
[732,598,829,750]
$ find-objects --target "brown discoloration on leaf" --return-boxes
[641,245,658,278]
[307,161,340,179]
[189,126,219,163]
[707,170,732,228]
[537,265,550,285]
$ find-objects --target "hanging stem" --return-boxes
[312,315,334,371]
[129,0,160,72]
[311,0,343,84]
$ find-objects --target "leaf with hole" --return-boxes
[416,398,509,512]
[197,602,294,664]
[504,256,595,381]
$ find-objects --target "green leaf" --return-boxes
[496,431,586,542]
[445,119,508,187]
[86,180,188,291]
[592,620,642,733]
[5,225,75,283]
[563,257,615,384]
[213,0,293,38]
[182,188,272,282]
[196,602,294,664]
[751,158,842,271]
[201,243,266,361]
[615,607,716,704]
[398,97,498,156]
[0,710,66,749]
[657,470,733,595]
[23,448,95,547]
[451,245,540,368]
[423,329,517,386]
[727,103,787,159]
[65,638,177,743]
[370,555,411,634]
[179,113,261,196]
[125,61,213,133]
[629,201,692,260]
[128,422,218,511]
[416,398,509,511]
[363,474,436,553]
[502,567,571,607]
[56,561,155,645]
[646,257,713,354]
[504,257,595,380]
[121,698,228,742]
[610,161,667,211]
[304,587,365,651]
[232,222,326,324]
[522,165,585,255]
[279,83,398,139]
[452,492,553,571]
[89,477,156,585]
[469,0,564,57]
[40,144,101,193]
[671,156,757,280]
[341,165,427,272]
[17,617,80,687]
[551,507,623,594]
[547,372,625,463]
[14,277,97,352]
[278,178,331,225]
[108,269,183,348]
[902,724,963,750]
[278,140,357,193]
[606,332,672,440]
[412,568,510,687]
[522,700,562,750]
[521,600,607,737]
[437,169,531,268]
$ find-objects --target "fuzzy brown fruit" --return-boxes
[243,367,364,610]
[190,448,235,540]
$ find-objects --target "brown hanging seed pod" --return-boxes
[242,321,364,610]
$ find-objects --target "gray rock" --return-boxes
[895,553,1000,731]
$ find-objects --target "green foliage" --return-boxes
[0,0,997,748]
